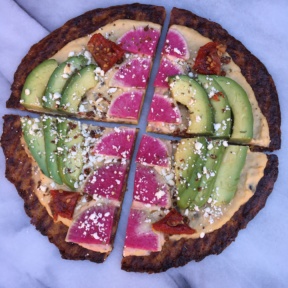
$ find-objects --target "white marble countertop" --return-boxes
[0,1,287,287]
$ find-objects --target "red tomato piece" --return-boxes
[49,190,80,221]
[211,91,225,101]
[152,209,196,235]
[87,33,125,72]
[193,42,222,75]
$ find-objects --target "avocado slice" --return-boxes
[212,145,248,204]
[57,118,84,190]
[21,117,49,177]
[169,75,213,135]
[43,56,89,111]
[42,115,63,184]
[197,75,232,138]
[213,76,253,143]
[175,138,201,195]
[191,140,226,208]
[21,59,58,112]
[177,137,207,209]
[59,64,98,114]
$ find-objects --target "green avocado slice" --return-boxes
[57,118,84,190]
[43,55,89,111]
[59,64,98,114]
[175,138,199,195]
[21,117,49,177]
[213,76,253,143]
[20,59,58,112]
[169,75,213,135]
[176,137,207,209]
[197,75,232,138]
[191,140,226,208]
[211,145,248,204]
[42,115,63,184]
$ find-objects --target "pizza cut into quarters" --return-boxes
[1,4,281,273]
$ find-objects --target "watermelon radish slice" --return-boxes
[163,29,189,59]
[108,91,143,120]
[148,94,181,124]
[93,128,136,159]
[84,163,127,201]
[154,57,184,88]
[66,204,117,247]
[117,27,160,56]
[110,58,151,88]
[124,208,162,252]
[134,164,170,208]
[136,135,169,167]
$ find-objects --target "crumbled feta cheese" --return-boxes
[25,89,30,96]
[214,123,221,131]
[195,142,203,150]
[207,143,214,150]
[155,190,165,199]
[107,87,118,94]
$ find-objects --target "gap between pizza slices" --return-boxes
[1,4,281,273]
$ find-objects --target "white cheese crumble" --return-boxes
[214,123,221,131]
[195,142,203,151]
[25,89,31,96]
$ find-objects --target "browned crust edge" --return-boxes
[7,3,166,110]
[0,114,130,263]
[121,152,278,273]
[168,7,281,152]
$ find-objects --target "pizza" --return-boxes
[1,4,281,273]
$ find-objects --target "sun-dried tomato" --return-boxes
[211,91,225,101]
[49,190,80,221]
[193,42,225,75]
[152,209,196,235]
[87,33,125,72]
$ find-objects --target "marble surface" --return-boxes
[0,0,288,287]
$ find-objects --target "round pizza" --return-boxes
[1,4,281,273]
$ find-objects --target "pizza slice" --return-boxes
[7,4,166,125]
[147,7,281,152]
[121,134,278,272]
[1,114,137,261]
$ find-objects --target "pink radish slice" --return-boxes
[108,91,143,120]
[84,163,127,201]
[134,164,170,207]
[93,128,136,159]
[66,205,116,246]
[124,208,162,252]
[110,57,151,88]
[117,27,160,56]
[136,135,169,167]
[162,29,189,59]
[148,93,181,124]
[154,57,184,88]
